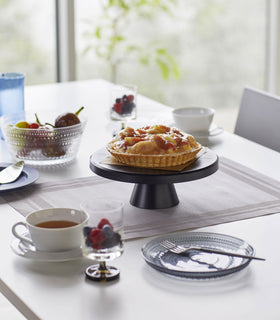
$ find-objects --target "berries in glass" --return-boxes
[84,218,122,250]
[113,94,136,115]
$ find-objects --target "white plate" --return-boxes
[11,233,83,262]
[170,124,224,138]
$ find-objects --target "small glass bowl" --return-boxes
[0,111,86,167]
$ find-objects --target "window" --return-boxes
[0,0,56,85]
[1,0,277,132]
[75,0,266,131]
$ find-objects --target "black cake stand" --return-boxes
[90,149,219,209]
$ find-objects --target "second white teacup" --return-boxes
[12,208,88,252]
[172,107,215,133]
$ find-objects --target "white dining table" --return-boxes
[0,79,280,320]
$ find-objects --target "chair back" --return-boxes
[234,87,280,152]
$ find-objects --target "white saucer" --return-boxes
[170,124,224,138]
[11,233,83,262]
[191,125,224,138]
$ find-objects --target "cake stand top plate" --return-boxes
[90,148,219,185]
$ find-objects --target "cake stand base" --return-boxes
[90,148,218,210]
[130,183,179,209]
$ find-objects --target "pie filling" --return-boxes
[110,125,200,154]
[107,125,202,167]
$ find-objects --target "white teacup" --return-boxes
[12,208,88,252]
[172,107,215,133]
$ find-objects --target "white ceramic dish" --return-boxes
[169,123,223,138]
[190,124,224,138]
[172,107,215,133]
[11,233,83,262]
[12,208,88,252]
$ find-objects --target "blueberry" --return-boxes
[85,237,92,247]
[102,224,114,238]
[102,232,121,248]
[122,100,132,114]
[83,226,93,237]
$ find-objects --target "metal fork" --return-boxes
[160,240,265,261]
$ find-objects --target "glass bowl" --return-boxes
[0,111,87,167]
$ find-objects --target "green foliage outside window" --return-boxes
[83,0,180,83]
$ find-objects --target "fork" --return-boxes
[160,240,265,261]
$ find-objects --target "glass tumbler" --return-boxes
[110,84,137,122]
[0,73,25,139]
[0,73,25,117]
[80,198,124,282]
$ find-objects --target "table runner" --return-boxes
[1,157,280,240]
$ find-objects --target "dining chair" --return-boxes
[234,87,280,152]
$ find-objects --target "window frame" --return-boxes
[55,0,76,82]
[266,0,280,93]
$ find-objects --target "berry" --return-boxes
[122,101,133,114]
[102,224,114,238]
[89,228,105,250]
[113,94,136,115]
[85,237,92,247]
[29,122,40,129]
[83,226,92,237]
[97,218,113,229]
[127,95,134,102]
[113,102,123,114]
[102,232,121,249]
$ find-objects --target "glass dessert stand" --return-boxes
[90,149,219,209]
[80,198,124,282]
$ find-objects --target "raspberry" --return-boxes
[97,218,113,229]
[89,228,106,249]
[127,95,134,102]
[113,102,123,114]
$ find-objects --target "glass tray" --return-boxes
[142,232,255,279]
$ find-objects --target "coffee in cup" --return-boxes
[12,208,88,252]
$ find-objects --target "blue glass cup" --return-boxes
[0,73,25,116]
[0,73,25,139]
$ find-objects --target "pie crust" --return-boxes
[107,125,202,168]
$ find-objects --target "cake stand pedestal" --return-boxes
[90,149,218,209]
